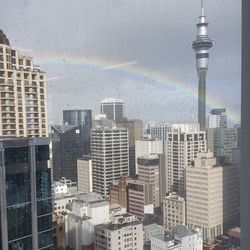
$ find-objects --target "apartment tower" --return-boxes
[0,30,48,137]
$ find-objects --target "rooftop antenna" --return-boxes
[201,0,205,16]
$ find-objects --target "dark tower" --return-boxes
[241,0,250,248]
[191,0,215,130]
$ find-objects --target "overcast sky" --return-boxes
[0,0,241,125]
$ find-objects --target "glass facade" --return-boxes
[5,147,32,249]
[0,138,53,250]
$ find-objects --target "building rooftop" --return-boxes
[172,225,198,238]
[96,219,142,232]
[100,98,124,104]
[52,125,79,133]
[152,234,175,242]
[209,108,226,115]
[144,223,164,231]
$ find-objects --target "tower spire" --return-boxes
[201,0,204,16]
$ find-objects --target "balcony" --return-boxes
[1,101,15,106]
[1,94,14,100]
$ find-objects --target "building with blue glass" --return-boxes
[0,137,53,250]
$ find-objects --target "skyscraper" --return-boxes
[137,155,160,207]
[0,30,48,137]
[186,152,239,242]
[116,119,143,176]
[191,1,215,130]
[0,137,53,249]
[100,98,124,121]
[165,123,206,196]
[207,108,227,128]
[241,0,250,248]
[91,127,129,196]
[207,127,237,164]
[51,125,85,182]
[63,109,92,155]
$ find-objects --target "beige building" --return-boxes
[0,30,48,137]
[163,192,186,231]
[186,152,239,242]
[77,155,93,193]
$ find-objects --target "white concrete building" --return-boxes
[151,225,202,250]
[163,192,186,231]
[151,234,181,250]
[65,193,110,250]
[207,108,227,129]
[91,127,129,196]
[95,213,143,250]
[77,155,93,192]
[135,139,163,173]
[186,152,239,242]
[165,123,206,195]
[53,183,84,215]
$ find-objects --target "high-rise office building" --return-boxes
[163,192,186,231]
[137,155,160,207]
[100,98,124,121]
[241,1,250,247]
[186,152,239,242]
[191,2,215,130]
[135,139,163,174]
[51,125,85,182]
[91,127,129,196]
[63,109,92,155]
[165,123,206,195]
[116,119,143,176]
[207,127,237,163]
[0,137,53,249]
[0,30,48,137]
[207,108,227,128]
[77,156,92,193]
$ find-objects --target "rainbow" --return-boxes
[33,53,240,124]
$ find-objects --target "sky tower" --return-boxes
[191,0,215,130]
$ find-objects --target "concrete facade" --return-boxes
[163,192,186,231]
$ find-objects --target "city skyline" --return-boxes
[0,0,241,124]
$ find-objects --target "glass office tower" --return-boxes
[63,109,92,155]
[0,137,53,250]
